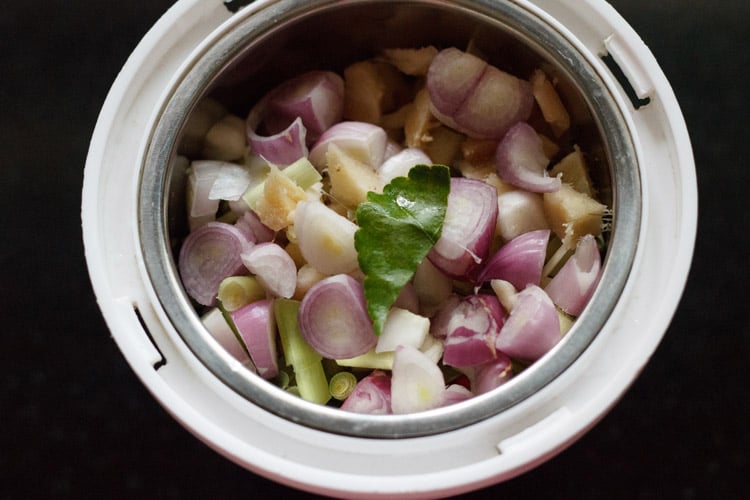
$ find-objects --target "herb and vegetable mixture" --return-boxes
[177,46,608,414]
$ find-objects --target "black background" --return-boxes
[1,0,746,498]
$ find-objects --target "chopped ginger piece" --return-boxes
[344,60,410,124]
[550,145,595,197]
[326,143,382,209]
[254,167,307,231]
[461,137,497,162]
[424,126,464,166]
[344,61,384,123]
[530,69,571,138]
[538,133,561,159]
[404,87,439,149]
[381,46,439,76]
[543,183,606,246]
[379,102,412,131]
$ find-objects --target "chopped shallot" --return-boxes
[496,122,561,193]
[495,285,561,361]
[441,384,474,406]
[241,242,297,299]
[247,116,309,167]
[231,299,279,379]
[427,47,533,139]
[442,294,505,368]
[178,222,251,306]
[391,345,445,414]
[308,121,388,171]
[377,147,432,183]
[340,370,392,414]
[472,353,514,394]
[476,229,551,289]
[234,210,275,244]
[545,233,602,316]
[298,274,377,359]
[428,177,498,279]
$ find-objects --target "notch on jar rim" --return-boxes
[138,0,640,438]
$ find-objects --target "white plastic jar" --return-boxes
[82,0,696,497]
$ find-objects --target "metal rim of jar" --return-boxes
[138,0,641,439]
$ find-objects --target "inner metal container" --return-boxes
[138,0,641,439]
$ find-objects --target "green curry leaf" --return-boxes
[355,165,451,335]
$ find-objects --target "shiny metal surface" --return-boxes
[138,0,641,438]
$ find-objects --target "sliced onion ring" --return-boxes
[178,222,251,306]
[428,177,498,279]
[263,70,345,142]
[544,233,602,316]
[298,274,377,359]
[246,71,344,166]
[427,47,533,139]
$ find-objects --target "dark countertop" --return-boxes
[1,0,745,498]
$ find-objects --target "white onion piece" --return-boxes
[262,70,345,143]
[208,163,252,201]
[308,121,388,171]
[391,345,446,414]
[187,161,222,218]
[377,147,432,183]
[419,334,444,365]
[298,274,377,359]
[443,294,506,368]
[178,222,251,306]
[230,299,279,379]
[545,234,602,316]
[376,308,430,353]
[240,242,296,299]
[340,370,392,414]
[294,201,359,275]
[441,384,474,406]
[476,229,551,289]
[496,122,561,193]
[234,210,275,244]
[248,116,309,167]
[496,190,549,241]
[427,47,533,139]
[428,177,498,279]
[495,285,561,361]
[473,353,513,395]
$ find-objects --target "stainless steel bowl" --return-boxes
[138,0,640,438]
